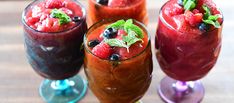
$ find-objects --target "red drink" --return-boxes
[22,0,88,102]
[155,0,223,102]
[23,0,87,80]
[84,19,152,103]
[88,0,148,26]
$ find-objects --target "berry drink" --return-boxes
[22,0,88,102]
[84,19,153,103]
[155,0,223,102]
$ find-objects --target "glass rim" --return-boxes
[84,18,151,62]
[90,0,145,9]
[158,0,224,34]
[21,0,87,34]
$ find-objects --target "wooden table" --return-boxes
[0,0,233,103]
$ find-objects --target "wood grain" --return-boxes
[0,0,233,103]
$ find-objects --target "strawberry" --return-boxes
[108,0,128,7]
[45,0,63,9]
[171,4,184,16]
[92,42,112,59]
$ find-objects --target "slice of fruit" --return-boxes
[108,0,128,7]
[92,42,112,59]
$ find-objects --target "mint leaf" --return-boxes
[124,19,144,38]
[208,15,219,21]
[202,5,221,28]
[51,9,71,25]
[203,19,221,28]
[122,30,142,47]
[107,20,125,29]
[105,39,128,48]
[203,5,211,19]
[183,0,196,11]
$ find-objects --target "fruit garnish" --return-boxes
[184,10,203,26]
[110,54,120,61]
[122,30,143,47]
[107,19,125,29]
[103,27,118,39]
[199,23,210,32]
[104,19,144,52]
[96,0,108,5]
[92,42,112,59]
[45,0,63,9]
[88,39,100,48]
[182,0,197,11]
[202,5,221,28]
[50,9,71,25]
[72,16,82,22]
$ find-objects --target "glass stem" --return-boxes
[51,79,70,90]
[172,81,195,97]
[51,79,73,96]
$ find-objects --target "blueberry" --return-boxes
[103,28,118,39]
[72,16,82,22]
[88,39,100,48]
[96,0,108,5]
[199,23,210,32]
[110,54,120,61]
[178,0,183,6]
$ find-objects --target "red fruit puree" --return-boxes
[156,0,223,81]
[25,0,83,32]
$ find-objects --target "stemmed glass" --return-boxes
[22,0,88,102]
[155,1,223,103]
[83,19,153,103]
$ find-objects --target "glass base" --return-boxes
[136,100,143,103]
[39,75,88,103]
[158,76,204,103]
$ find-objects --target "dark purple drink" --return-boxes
[23,0,87,80]
[22,0,88,102]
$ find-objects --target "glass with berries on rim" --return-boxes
[84,19,153,103]
[22,0,88,102]
[155,0,223,102]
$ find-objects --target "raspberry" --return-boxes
[26,17,40,25]
[45,0,63,9]
[194,13,203,24]
[92,42,112,59]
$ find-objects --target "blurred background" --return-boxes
[0,0,234,103]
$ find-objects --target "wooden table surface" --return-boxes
[0,0,234,103]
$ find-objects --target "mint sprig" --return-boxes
[202,5,221,28]
[105,39,128,48]
[107,19,126,29]
[183,0,197,11]
[105,19,144,52]
[50,9,71,25]
[122,30,143,47]
[124,19,144,38]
